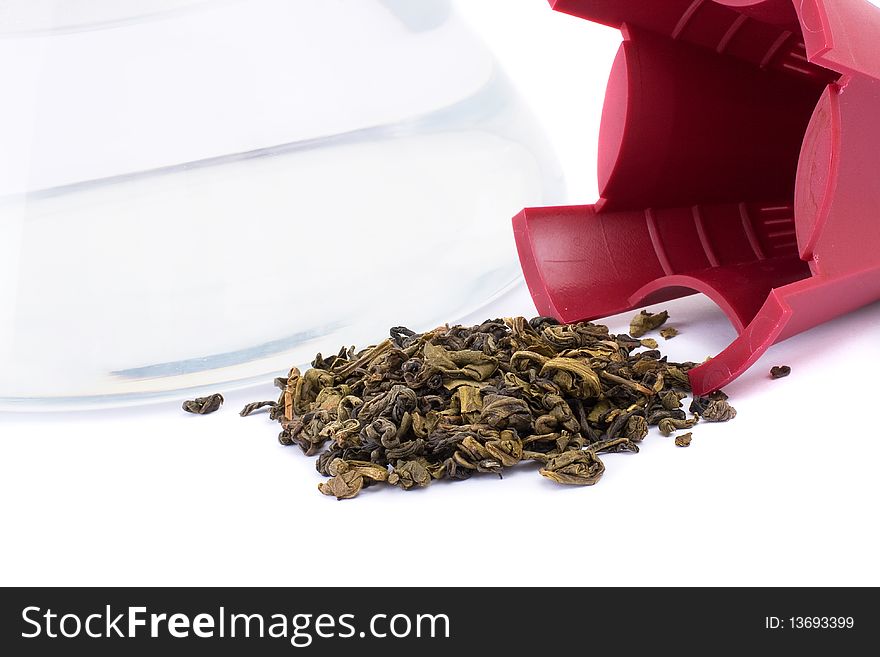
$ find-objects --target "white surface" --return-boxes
[456,0,619,202]
[2,287,880,587]
[3,0,880,587]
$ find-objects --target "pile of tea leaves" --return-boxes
[243,314,735,499]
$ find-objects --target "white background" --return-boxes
[2,0,880,587]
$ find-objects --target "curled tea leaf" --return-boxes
[539,450,605,486]
[688,391,727,415]
[480,395,532,432]
[388,459,432,490]
[321,419,362,448]
[659,390,684,411]
[318,470,364,500]
[658,416,699,436]
[182,393,224,415]
[485,431,523,467]
[624,415,649,442]
[770,365,791,379]
[665,366,691,390]
[539,357,602,398]
[647,408,686,425]
[327,458,389,483]
[629,310,669,338]
[674,432,693,447]
[600,371,654,397]
[701,399,737,422]
[239,400,275,417]
[278,418,303,446]
[389,326,418,349]
[587,436,639,454]
[422,343,498,382]
[456,385,483,423]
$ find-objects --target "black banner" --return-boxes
[0,587,873,654]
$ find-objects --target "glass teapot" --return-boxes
[0,0,563,408]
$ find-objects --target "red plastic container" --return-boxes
[513,0,880,395]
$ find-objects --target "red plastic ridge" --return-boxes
[516,0,880,394]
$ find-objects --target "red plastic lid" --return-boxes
[514,0,880,394]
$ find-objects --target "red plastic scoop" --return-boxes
[513,0,880,395]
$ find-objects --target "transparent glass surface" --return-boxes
[0,0,564,409]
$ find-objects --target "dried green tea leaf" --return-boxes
[701,399,737,422]
[660,327,679,340]
[600,370,654,396]
[239,400,275,417]
[658,416,699,436]
[485,431,523,467]
[480,394,533,432]
[250,315,736,498]
[539,450,605,486]
[770,365,791,379]
[665,366,691,390]
[318,470,364,500]
[624,415,649,442]
[587,436,639,454]
[629,310,669,338]
[456,385,483,423]
[659,390,684,410]
[388,459,432,490]
[640,338,659,349]
[327,458,389,483]
[674,432,693,447]
[182,393,224,415]
[688,390,729,415]
[539,357,602,398]
[423,343,498,382]
[318,418,356,448]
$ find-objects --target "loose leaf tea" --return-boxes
[674,432,693,447]
[539,449,604,486]
[696,398,737,422]
[182,393,224,415]
[689,390,731,415]
[239,400,276,417]
[658,415,699,436]
[629,310,669,338]
[660,327,679,340]
[245,315,736,499]
[770,365,791,379]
